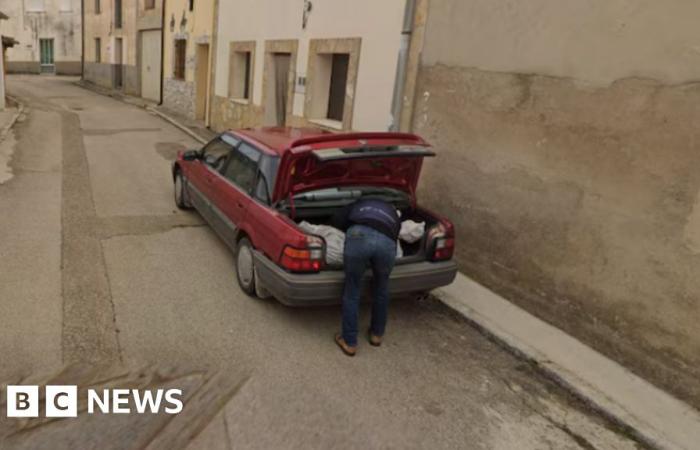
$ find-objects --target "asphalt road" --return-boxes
[0,76,641,449]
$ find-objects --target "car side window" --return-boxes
[254,155,279,204]
[223,142,260,194]
[201,138,234,172]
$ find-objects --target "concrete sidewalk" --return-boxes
[434,274,700,450]
[0,97,24,184]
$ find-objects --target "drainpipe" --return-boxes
[158,0,166,105]
[389,0,416,131]
[81,0,85,79]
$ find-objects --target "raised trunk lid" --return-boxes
[273,134,435,203]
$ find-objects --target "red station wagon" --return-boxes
[172,127,457,306]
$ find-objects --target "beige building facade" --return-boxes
[162,0,215,121]
[410,0,700,409]
[210,0,409,133]
[0,0,82,75]
[84,0,162,97]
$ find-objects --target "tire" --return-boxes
[254,266,272,300]
[174,170,191,209]
[235,237,256,296]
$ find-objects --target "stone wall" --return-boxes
[84,62,114,89]
[210,95,264,132]
[414,0,700,409]
[6,62,41,74]
[163,78,196,119]
[55,61,82,76]
[84,62,139,96]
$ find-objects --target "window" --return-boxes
[306,38,360,129]
[223,143,260,194]
[173,39,187,80]
[95,38,101,63]
[189,0,194,11]
[327,54,349,121]
[255,155,279,204]
[114,0,122,28]
[39,39,54,73]
[145,0,155,9]
[94,0,100,14]
[202,137,234,172]
[25,0,45,12]
[230,50,252,100]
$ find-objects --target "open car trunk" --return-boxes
[273,135,438,270]
[286,203,439,270]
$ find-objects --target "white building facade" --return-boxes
[0,0,82,75]
[210,0,411,133]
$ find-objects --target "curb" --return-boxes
[146,107,208,145]
[1,96,25,144]
[434,273,700,450]
[73,80,209,145]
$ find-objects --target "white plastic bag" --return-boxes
[298,222,346,266]
[399,220,425,244]
[396,241,404,258]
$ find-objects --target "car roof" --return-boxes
[230,127,427,156]
[231,127,333,155]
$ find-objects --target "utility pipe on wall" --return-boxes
[159,0,166,105]
[81,0,85,80]
[389,0,417,131]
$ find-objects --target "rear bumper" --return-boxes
[253,250,458,307]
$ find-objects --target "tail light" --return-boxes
[280,235,325,273]
[428,222,455,261]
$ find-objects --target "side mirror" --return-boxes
[183,150,200,161]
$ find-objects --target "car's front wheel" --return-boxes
[235,237,256,296]
[174,170,191,209]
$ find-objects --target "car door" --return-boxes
[185,135,237,224]
[209,141,261,251]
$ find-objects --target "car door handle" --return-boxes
[236,202,244,208]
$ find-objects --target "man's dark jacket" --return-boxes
[331,198,400,241]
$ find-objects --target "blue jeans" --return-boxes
[341,225,397,347]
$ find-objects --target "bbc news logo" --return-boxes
[5,386,183,418]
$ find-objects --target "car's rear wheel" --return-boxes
[174,170,191,209]
[254,266,272,300]
[235,237,256,296]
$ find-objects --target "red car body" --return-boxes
[173,127,457,306]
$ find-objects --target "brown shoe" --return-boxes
[367,329,383,347]
[335,334,357,357]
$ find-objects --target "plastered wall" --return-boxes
[211,0,406,132]
[162,0,214,119]
[0,0,82,74]
[83,0,145,95]
[414,0,700,408]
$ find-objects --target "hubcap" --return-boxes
[237,245,254,288]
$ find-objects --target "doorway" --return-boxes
[114,38,123,90]
[195,44,210,121]
[39,39,55,74]
[264,53,291,126]
[140,30,162,101]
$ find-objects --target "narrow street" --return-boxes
[0,76,641,449]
